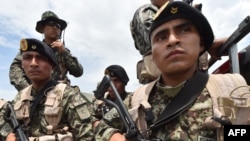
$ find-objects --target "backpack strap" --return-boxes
[151,71,208,129]
[130,71,208,136]
[30,80,58,116]
[130,80,157,120]
[129,80,157,137]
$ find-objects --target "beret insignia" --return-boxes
[31,45,37,50]
[20,39,28,51]
[171,7,178,14]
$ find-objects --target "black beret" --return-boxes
[149,1,214,55]
[105,65,129,85]
[20,38,57,67]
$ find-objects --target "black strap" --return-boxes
[30,80,58,116]
[150,71,208,130]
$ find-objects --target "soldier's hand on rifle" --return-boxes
[6,132,16,141]
[208,37,228,60]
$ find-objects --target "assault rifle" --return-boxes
[208,15,250,73]
[94,75,161,141]
[4,103,28,141]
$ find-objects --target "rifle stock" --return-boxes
[4,103,28,141]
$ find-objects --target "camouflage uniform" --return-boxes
[3,38,93,140]
[93,64,131,120]
[9,11,83,91]
[94,79,216,141]
[0,99,11,141]
[130,4,158,56]
[0,84,95,141]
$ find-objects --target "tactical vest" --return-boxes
[13,83,73,141]
[129,73,250,140]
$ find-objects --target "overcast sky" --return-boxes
[0,0,250,101]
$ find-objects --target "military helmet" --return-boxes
[35,11,67,33]
[130,4,158,56]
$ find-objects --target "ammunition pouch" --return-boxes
[206,74,250,141]
[218,86,250,125]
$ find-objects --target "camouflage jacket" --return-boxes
[0,84,95,141]
[0,99,11,141]
[9,47,83,91]
[130,4,158,56]
[94,79,216,141]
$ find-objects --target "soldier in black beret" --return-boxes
[20,38,57,67]
[9,11,83,91]
[149,1,214,54]
[94,1,229,141]
[1,38,95,140]
[92,65,131,122]
[104,65,130,101]
[105,65,129,85]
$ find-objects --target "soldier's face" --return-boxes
[42,21,61,41]
[22,51,53,83]
[150,18,204,77]
[107,77,125,99]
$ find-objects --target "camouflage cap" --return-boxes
[105,65,129,85]
[130,4,158,56]
[35,11,67,33]
[20,38,57,67]
[149,1,214,55]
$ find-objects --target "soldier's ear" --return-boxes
[200,40,205,53]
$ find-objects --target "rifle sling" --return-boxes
[150,71,208,130]
[30,80,58,116]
